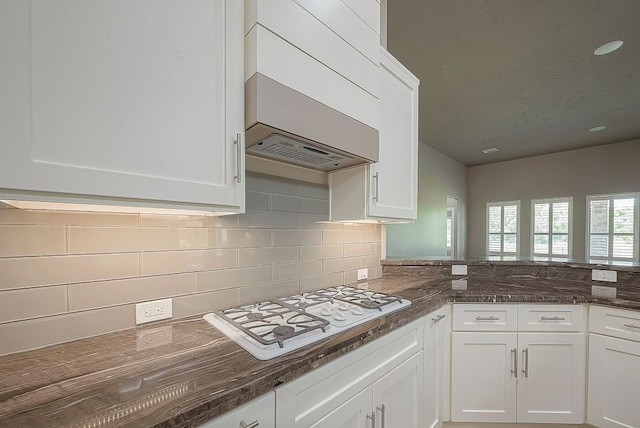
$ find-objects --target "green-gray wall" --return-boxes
[467,139,640,260]
[386,142,467,258]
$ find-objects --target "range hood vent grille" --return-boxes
[246,133,355,171]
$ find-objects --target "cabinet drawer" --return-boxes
[275,318,423,428]
[517,304,585,332]
[590,305,640,342]
[200,392,274,428]
[452,304,518,331]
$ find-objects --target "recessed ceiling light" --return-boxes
[594,40,623,56]
[589,126,606,132]
[482,148,498,154]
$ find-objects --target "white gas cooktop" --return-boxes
[203,285,411,360]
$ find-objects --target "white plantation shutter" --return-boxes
[487,201,520,257]
[587,194,639,263]
[532,198,572,259]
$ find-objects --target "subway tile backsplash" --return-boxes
[0,172,382,355]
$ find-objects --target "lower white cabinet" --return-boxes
[423,305,451,428]
[450,304,586,424]
[198,392,274,428]
[275,318,424,428]
[588,305,640,428]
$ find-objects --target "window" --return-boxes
[587,193,639,264]
[531,198,572,260]
[487,201,520,258]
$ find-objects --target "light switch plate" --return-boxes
[452,265,468,275]
[357,268,368,281]
[592,269,617,282]
[135,299,173,324]
[592,285,617,299]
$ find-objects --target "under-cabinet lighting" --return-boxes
[0,200,228,216]
[589,126,606,132]
[593,40,623,56]
[482,148,498,154]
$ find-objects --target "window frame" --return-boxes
[486,200,520,259]
[530,197,573,260]
[586,192,640,264]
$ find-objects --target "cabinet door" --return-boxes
[372,351,424,428]
[0,0,244,211]
[588,333,640,428]
[199,392,275,428]
[451,332,517,422]
[367,48,419,220]
[308,388,372,428]
[516,333,586,424]
[424,306,451,428]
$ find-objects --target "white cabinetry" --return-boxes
[588,305,640,428]
[329,47,419,222]
[0,0,244,213]
[424,305,451,428]
[451,304,586,424]
[276,318,424,428]
[198,392,274,428]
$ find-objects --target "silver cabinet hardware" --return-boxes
[522,348,529,378]
[540,316,566,321]
[624,323,640,329]
[367,411,376,428]
[372,172,379,202]
[432,314,446,323]
[476,316,500,321]
[239,420,258,428]
[377,404,386,428]
[511,348,518,378]
[234,133,243,183]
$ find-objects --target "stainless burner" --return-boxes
[358,299,382,309]
[246,313,264,320]
[272,325,295,337]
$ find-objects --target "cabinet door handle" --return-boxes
[522,348,529,378]
[540,316,565,321]
[372,172,379,202]
[624,323,640,329]
[511,348,518,378]
[432,314,446,323]
[367,411,376,428]
[377,404,386,428]
[234,133,243,184]
[476,316,500,321]
[239,420,258,428]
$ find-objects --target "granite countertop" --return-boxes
[1,271,640,428]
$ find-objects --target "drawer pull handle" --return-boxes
[540,316,566,321]
[511,348,518,378]
[432,314,446,323]
[476,316,500,321]
[367,411,376,428]
[234,133,243,184]
[373,172,379,202]
[240,420,259,428]
[624,323,640,329]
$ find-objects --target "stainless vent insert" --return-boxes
[246,133,354,171]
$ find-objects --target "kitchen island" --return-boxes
[1,260,639,427]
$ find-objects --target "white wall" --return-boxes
[467,139,640,259]
[386,142,467,258]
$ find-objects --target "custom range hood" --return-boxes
[245,73,379,172]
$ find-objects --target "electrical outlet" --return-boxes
[452,279,468,290]
[592,269,617,282]
[135,299,173,325]
[592,285,617,299]
[452,265,468,275]
[357,268,368,281]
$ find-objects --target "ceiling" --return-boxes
[386,0,640,166]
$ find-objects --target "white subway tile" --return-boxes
[0,226,66,257]
[68,227,194,254]
[142,249,237,275]
[300,215,337,230]
[323,229,362,244]
[300,245,343,261]
[238,211,299,229]
[238,279,300,305]
[246,173,300,195]
[238,247,299,267]
[195,266,272,292]
[139,213,238,228]
[361,254,381,268]
[216,229,272,248]
[172,289,238,318]
[344,243,377,257]
[273,260,322,281]
[245,191,271,211]
[0,286,67,323]
[300,273,344,292]
[323,257,362,274]
[273,230,322,246]
[300,182,329,200]
[0,209,138,226]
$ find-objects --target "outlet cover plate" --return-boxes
[452,265,468,275]
[357,268,368,281]
[592,285,617,299]
[135,298,173,325]
[592,269,617,282]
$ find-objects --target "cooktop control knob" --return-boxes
[338,302,350,311]
[352,306,364,315]
[320,306,332,316]
[334,311,347,321]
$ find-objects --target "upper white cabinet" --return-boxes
[588,305,640,428]
[329,47,419,222]
[0,0,245,213]
[451,304,586,424]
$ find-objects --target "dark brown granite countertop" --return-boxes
[2,268,640,428]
